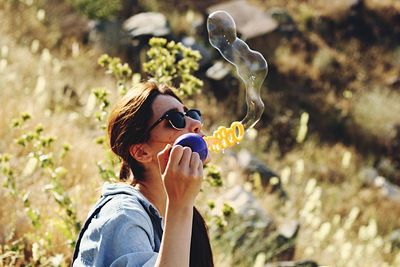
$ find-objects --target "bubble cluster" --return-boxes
[203,11,268,152]
[207,10,268,130]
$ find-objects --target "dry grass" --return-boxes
[1,0,400,266]
[264,158,400,266]
[352,87,400,142]
[0,5,116,260]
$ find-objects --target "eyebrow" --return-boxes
[164,106,187,114]
[163,107,180,115]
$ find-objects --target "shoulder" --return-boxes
[76,187,159,266]
[100,191,153,231]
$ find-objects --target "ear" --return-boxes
[129,144,153,163]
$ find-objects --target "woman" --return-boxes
[72,82,214,266]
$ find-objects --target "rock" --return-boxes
[180,36,213,69]
[267,7,297,35]
[211,185,298,265]
[213,185,272,224]
[389,229,400,249]
[88,19,127,55]
[204,61,240,101]
[359,167,379,185]
[122,12,170,38]
[276,220,300,261]
[237,149,286,197]
[278,220,300,240]
[376,158,397,180]
[206,0,278,40]
[374,176,400,203]
[265,261,319,267]
[318,0,362,23]
[206,61,231,81]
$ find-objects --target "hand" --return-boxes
[157,144,204,208]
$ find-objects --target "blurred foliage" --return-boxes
[0,111,81,264]
[66,0,123,20]
[144,37,203,97]
[1,0,400,266]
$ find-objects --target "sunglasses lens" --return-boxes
[186,109,202,122]
[168,112,186,129]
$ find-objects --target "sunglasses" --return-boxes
[147,109,202,134]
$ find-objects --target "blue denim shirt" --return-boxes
[73,183,163,267]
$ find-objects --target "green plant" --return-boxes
[2,112,81,251]
[143,37,203,97]
[67,0,123,20]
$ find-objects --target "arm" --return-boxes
[155,145,204,267]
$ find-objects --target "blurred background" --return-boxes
[0,0,399,266]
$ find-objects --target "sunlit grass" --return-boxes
[1,0,400,266]
[352,87,400,142]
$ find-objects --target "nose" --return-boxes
[187,116,202,134]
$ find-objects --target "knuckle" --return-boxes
[183,146,192,155]
[172,145,183,154]
[192,152,200,160]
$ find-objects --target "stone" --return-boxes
[267,7,297,34]
[181,36,213,69]
[265,261,319,267]
[390,229,400,249]
[237,149,278,179]
[213,184,272,224]
[206,0,278,40]
[278,220,300,240]
[122,12,170,38]
[211,185,299,265]
[359,167,379,185]
[374,176,400,203]
[88,19,127,54]
[237,149,286,197]
[205,61,231,80]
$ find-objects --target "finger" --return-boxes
[167,145,184,169]
[189,152,200,169]
[179,146,192,167]
[204,151,211,165]
[197,160,204,179]
[191,152,203,178]
[157,144,172,174]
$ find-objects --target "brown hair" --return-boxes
[107,81,214,267]
[108,81,177,181]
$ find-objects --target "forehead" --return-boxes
[151,94,184,119]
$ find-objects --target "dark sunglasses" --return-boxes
[147,109,202,134]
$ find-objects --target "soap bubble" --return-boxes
[207,11,268,130]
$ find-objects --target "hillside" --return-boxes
[0,0,400,266]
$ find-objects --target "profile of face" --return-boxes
[137,94,204,163]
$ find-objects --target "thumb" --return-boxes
[157,144,172,174]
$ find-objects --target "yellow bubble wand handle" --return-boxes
[203,121,245,152]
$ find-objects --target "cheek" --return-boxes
[150,129,179,146]
[165,131,181,144]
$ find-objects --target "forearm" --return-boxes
[155,202,193,267]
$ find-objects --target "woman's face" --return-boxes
[146,94,204,153]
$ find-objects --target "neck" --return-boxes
[134,168,167,218]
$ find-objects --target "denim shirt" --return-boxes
[73,183,163,267]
